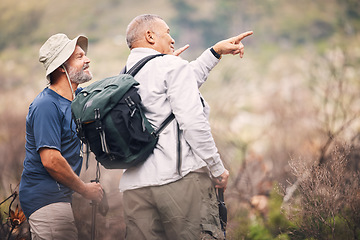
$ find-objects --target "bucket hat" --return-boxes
[39,33,88,80]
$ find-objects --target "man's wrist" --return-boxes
[210,47,222,59]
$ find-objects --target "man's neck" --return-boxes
[50,76,78,101]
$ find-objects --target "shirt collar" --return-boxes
[127,48,162,69]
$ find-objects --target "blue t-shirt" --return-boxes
[19,87,83,219]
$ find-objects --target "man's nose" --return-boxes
[85,55,91,63]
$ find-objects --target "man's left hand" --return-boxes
[213,169,230,191]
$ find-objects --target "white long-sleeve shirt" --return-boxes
[119,48,225,191]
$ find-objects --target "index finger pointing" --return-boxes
[234,31,253,42]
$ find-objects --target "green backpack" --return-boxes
[71,54,174,169]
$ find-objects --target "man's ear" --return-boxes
[145,30,155,45]
[58,65,66,73]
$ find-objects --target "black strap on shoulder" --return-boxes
[122,53,174,134]
[122,53,181,175]
[122,54,165,76]
[121,53,174,137]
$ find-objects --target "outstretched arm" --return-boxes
[213,31,253,58]
[174,31,253,58]
[173,31,253,88]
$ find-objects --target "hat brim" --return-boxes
[46,35,88,80]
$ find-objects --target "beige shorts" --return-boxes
[28,202,78,240]
[123,172,224,240]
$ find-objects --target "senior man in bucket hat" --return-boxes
[19,33,103,240]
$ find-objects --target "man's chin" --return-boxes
[84,69,92,77]
[73,74,92,84]
[87,72,93,80]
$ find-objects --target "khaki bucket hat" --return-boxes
[39,33,88,80]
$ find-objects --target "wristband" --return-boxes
[210,47,222,59]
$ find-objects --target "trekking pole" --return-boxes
[218,188,227,238]
[90,179,98,240]
[90,162,101,240]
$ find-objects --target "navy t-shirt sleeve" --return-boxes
[33,99,62,152]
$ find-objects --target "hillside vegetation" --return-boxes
[1,0,360,239]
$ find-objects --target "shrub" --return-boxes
[286,146,360,240]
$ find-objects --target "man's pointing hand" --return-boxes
[213,31,253,58]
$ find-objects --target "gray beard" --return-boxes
[67,64,93,84]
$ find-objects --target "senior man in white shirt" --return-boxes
[120,14,253,240]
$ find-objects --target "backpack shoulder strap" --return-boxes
[125,53,175,136]
[125,54,165,76]
[123,53,175,136]
[124,53,179,171]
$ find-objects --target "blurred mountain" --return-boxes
[1,0,359,50]
[0,0,359,77]
[0,0,359,91]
